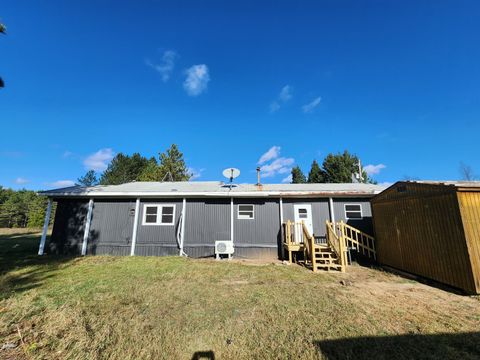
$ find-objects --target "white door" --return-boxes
[294,204,313,242]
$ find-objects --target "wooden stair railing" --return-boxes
[325,221,347,272]
[337,221,376,260]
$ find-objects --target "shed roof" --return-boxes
[40,181,386,198]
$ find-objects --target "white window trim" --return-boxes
[142,204,176,226]
[344,203,363,220]
[237,204,255,220]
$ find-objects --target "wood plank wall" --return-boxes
[457,191,480,293]
[372,183,477,294]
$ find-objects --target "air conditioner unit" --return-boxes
[215,240,234,260]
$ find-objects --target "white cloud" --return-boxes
[269,101,280,113]
[146,50,177,82]
[260,157,295,178]
[258,146,281,164]
[183,64,210,96]
[302,96,322,113]
[281,174,292,183]
[364,163,386,176]
[47,180,76,188]
[83,148,115,171]
[270,85,292,112]
[188,167,205,180]
[279,85,292,102]
[15,177,29,185]
[62,150,73,158]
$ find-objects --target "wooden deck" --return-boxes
[283,220,376,272]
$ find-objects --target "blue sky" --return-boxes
[1,1,479,190]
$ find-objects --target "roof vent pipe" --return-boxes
[256,167,261,186]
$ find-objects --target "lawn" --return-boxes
[1,229,479,359]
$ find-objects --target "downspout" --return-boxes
[179,198,187,256]
[130,198,140,256]
[81,199,94,256]
[279,197,284,260]
[230,197,234,243]
[38,198,53,255]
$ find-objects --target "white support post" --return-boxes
[230,197,234,244]
[38,198,53,255]
[130,198,140,256]
[329,197,336,233]
[279,197,284,260]
[81,199,94,256]
[179,198,186,256]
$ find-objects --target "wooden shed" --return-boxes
[371,181,480,294]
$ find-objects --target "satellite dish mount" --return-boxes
[222,168,240,188]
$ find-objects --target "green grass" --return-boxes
[1,229,479,359]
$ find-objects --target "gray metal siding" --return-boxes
[282,198,331,237]
[87,200,136,256]
[333,198,373,235]
[136,199,183,244]
[234,199,280,248]
[184,198,230,246]
[49,199,89,255]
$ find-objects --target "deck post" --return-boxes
[179,198,186,256]
[279,197,284,260]
[38,198,53,255]
[81,199,94,256]
[130,198,140,256]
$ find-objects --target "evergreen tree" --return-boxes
[322,150,369,183]
[77,170,98,186]
[137,157,162,181]
[307,160,324,183]
[158,144,190,181]
[291,166,306,183]
[99,153,150,185]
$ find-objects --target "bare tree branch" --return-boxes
[459,162,476,181]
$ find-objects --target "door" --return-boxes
[294,204,313,242]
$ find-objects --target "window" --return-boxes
[298,208,308,219]
[344,204,362,219]
[238,204,254,219]
[142,204,176,225]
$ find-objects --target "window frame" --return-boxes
[344,204,363,220]
[142,204,176,226]
[237,204,255,220]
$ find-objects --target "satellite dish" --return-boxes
[222,168,240,183]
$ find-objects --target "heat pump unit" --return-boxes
[215,240,234,259]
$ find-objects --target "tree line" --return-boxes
[290,150,374,184]
[0,187,52,228]
[77,144,190,186]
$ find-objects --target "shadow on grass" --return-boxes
[191,350,215,360]
[315,332,480,360]
[0,231,75,299]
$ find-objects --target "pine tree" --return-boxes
[307,160,324,183]
[77,170,98,186]
[291,166,306,183]
[322,150,370,183]
[137,157,162,181]
[158,144,191,181]
[99,153,150,185]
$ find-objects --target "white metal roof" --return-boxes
[40,181,387,198]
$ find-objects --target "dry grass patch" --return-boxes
[0,229,479,359]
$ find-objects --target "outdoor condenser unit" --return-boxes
[215,240,234,259]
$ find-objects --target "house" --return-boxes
[371,181,480,294]
[38,181,385,261]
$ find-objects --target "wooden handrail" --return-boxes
[300,221,317,271]
[326,221,346,272]
[338,221,376,260]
